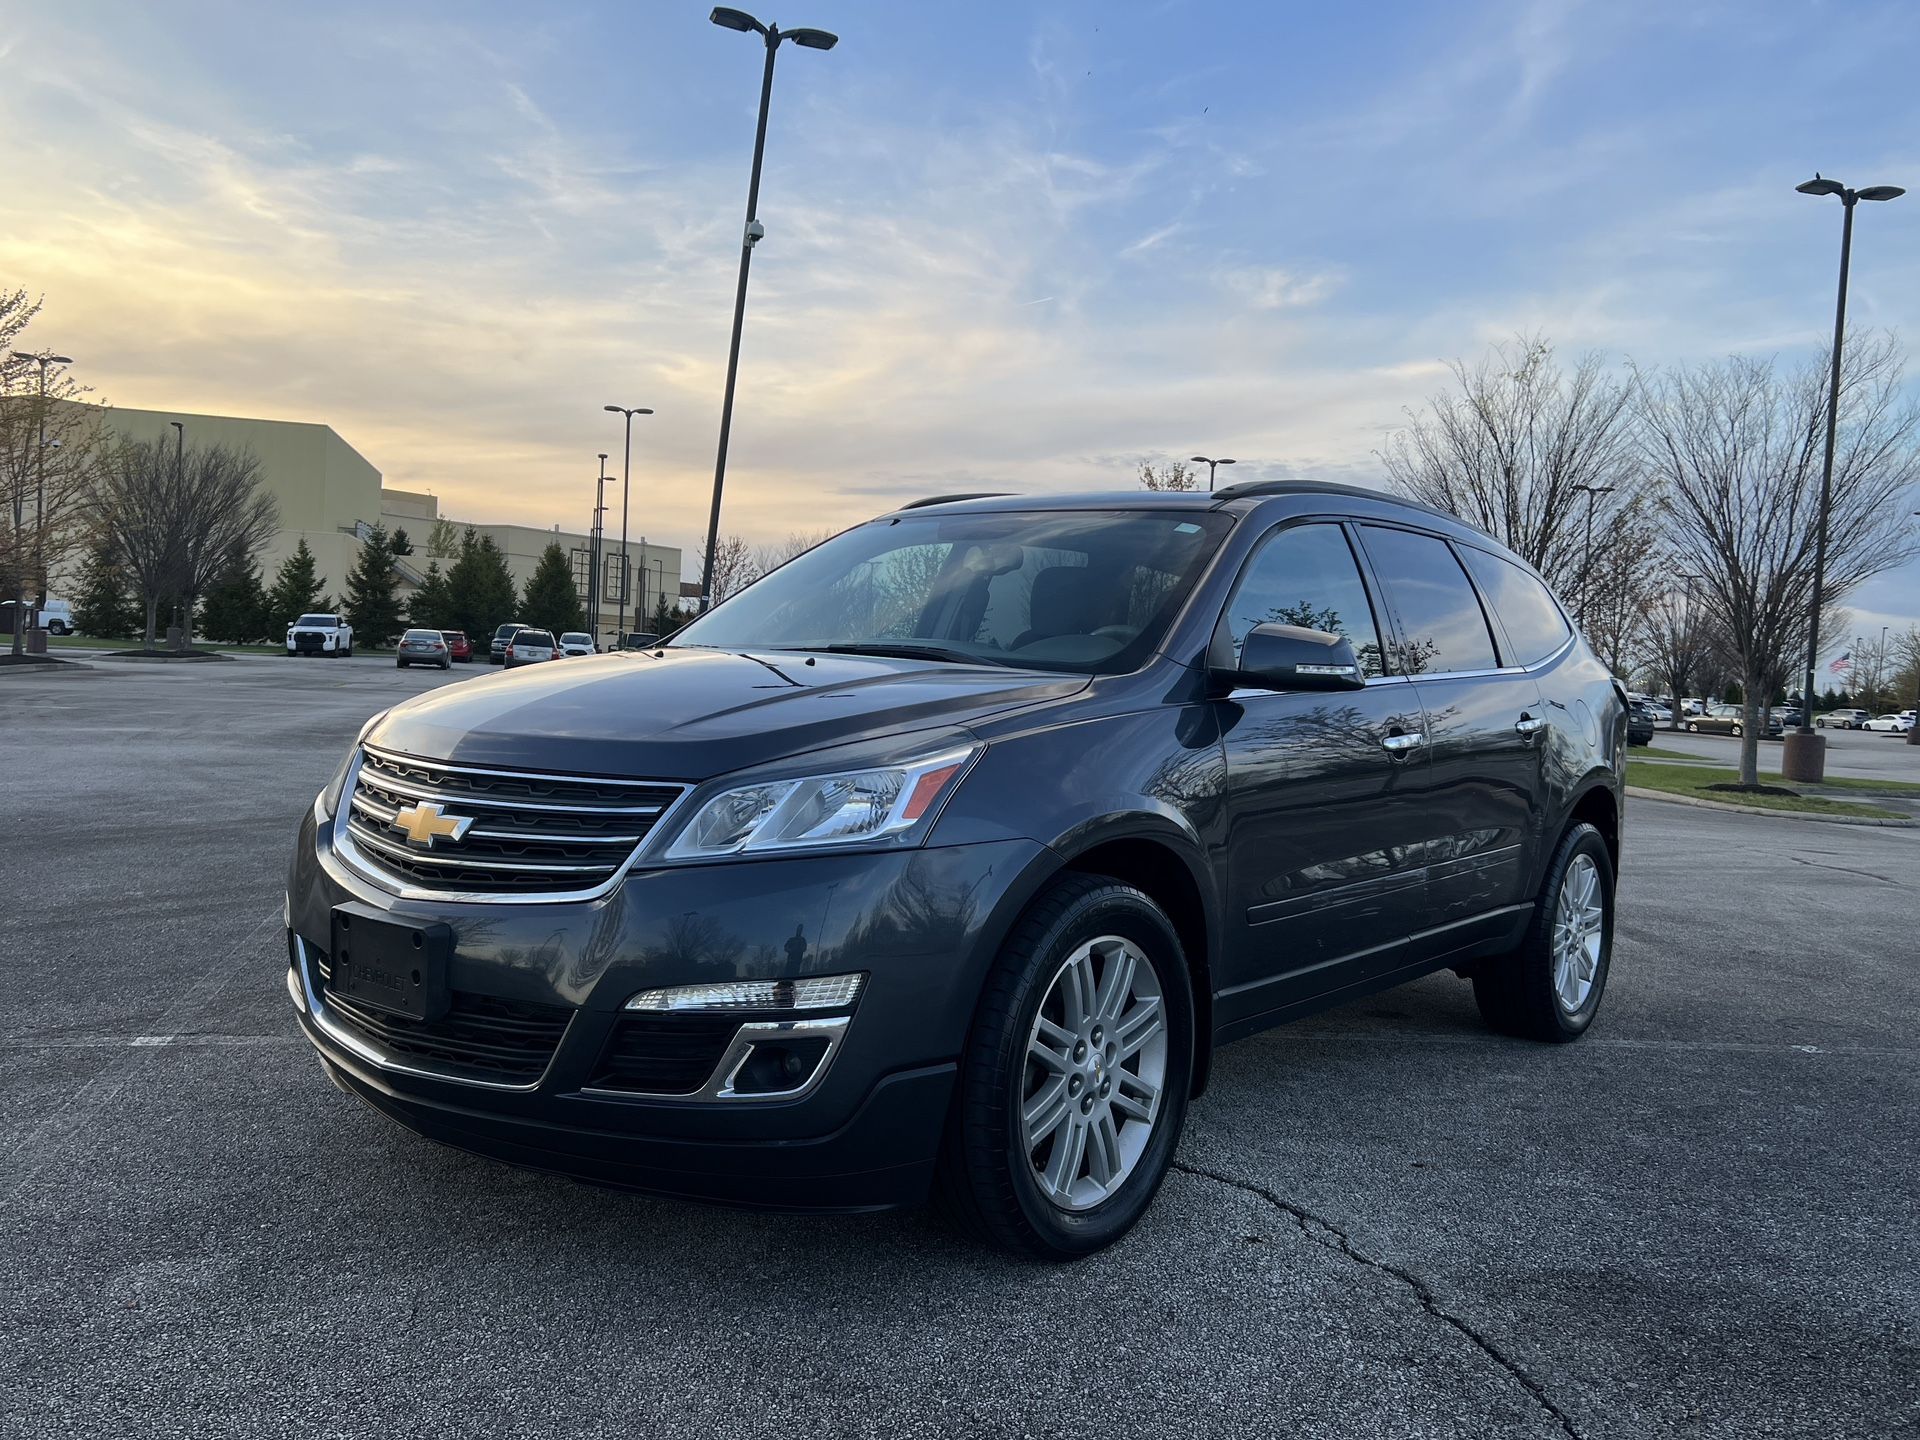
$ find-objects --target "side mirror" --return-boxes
[1223,623,1367,692]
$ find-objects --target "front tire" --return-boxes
[1732,723,1743,737]
[1474,822,1614,1043]
[1686,721,1700,733]
[937,874,1193,1259]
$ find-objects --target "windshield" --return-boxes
[671,509,1233,674]
[295,614,336,627]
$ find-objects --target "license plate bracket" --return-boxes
[328,904,452,1021]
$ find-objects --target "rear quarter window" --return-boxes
[1459,547,1572,667]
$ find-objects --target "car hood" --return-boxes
[367,646,1089,781]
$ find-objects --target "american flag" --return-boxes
[1828,651,1852,674]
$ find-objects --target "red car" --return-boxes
[438,630,473,663]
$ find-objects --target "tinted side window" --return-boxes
[1225,523,1386,677]
[1359,527,1499,675]
[1460,547,1571,666]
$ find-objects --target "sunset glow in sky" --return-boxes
[2,0,1916,622]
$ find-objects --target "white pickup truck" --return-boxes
[286,612,354,657]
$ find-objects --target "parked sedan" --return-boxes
[558,631,596,657]
[1626,700,1657,747]
[1685,703,1781,738]
[503,628,558,668]
[1862,713,1915,733]
[439,630,473,663]
[395,628,452,670]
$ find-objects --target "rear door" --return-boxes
[1354,526,1550,951]
[1214,520,1432,1021]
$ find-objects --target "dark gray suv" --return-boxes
[286,483,1624,1257]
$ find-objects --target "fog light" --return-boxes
[729,1037,833,1095]
[624,973,864,1012]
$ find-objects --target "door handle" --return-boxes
[1515,714,1547,737]
[1380,731,1425,754]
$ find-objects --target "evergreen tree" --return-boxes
[343,523,404,647]
[200,543,271,643]
[649,589,681,639]
[71,536,142,639]
[389,527,414,558]
[445,528,517,642]
[521,542,585,637]
[409,560,453,632]
[266,539,329,629]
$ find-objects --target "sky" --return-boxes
[1,0,1917,637]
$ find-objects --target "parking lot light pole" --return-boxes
[1190,455,1235,491]
[701,7,839,612]
[589,453,609,645]
[603,406,653,641]
[9,351,72,657]
[1572,483,1614,629]
[1783,174,1905,783]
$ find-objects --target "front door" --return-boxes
[1214,521,1430,1025]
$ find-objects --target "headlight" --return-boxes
[657,746,977,861]
[315,709,389,820]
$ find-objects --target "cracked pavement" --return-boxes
[3,657,1917,1438]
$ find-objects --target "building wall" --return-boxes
[379,489,682,645]
[65,401,381,607]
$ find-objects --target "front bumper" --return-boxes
[286,808,1049,1211]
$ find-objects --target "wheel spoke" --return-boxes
[1087,1110,1123,1187]
[1093,944,1137,1025]
[1023,1074,1070,1142]
[1112,1068,1159,1122]
[1042,1117,1087,1200]
[1059,953,1097,1031]
[1116,996,1164,1060]
[1030,1018,1074,1073]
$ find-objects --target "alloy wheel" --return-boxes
[1551,854,1604,1015]
[1020,935,1167,1212]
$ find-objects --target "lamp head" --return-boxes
[1796,175,1847,198]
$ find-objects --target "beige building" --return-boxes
[380,488,683,642]
[69,403,684,642]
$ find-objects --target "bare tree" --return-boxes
[3,295,104,656]
[1640,583,1716,729]
[1639,334,1920,785]
[698,534,758,605]
[1138,459,1199,492]
[1381,335,1647,603]
[88,438,181,647]
[172,444,277,648]
[750,529,833,580]
[1891,626,1920,744]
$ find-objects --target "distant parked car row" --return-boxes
[1683,703,1783,739]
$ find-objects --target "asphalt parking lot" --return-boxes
[3,656,1917,1439]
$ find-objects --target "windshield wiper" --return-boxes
[782,642,1001,667]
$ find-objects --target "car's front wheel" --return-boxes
[938,873,1192,1259]
[1686,721,1700,732]
[1732,723,1744,736]
[1473,822,1614,1042]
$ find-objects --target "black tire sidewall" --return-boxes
[963,878,1194,1258]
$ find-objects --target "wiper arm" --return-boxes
[783,642,1001,667]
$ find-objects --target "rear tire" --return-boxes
[1474,822,1614,1043]
[936,873,1193,1259]
[1686,721,1699,733]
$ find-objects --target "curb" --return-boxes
[1625,785,1918,828]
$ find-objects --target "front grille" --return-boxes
[319,965,573,1083]
[587,1013,746,1094]
[341,745,686,898]
[293,633,330,651]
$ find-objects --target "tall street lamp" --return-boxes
[1572,483,1614,629]
[700,7,838,611]
[603,405,653,641]
[8,351,72,658]
[1782,173,1905,783]
[1190,455,1235,491]
[590,453,609,645]
[1677,571,1702,728]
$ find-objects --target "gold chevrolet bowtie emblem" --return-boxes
[390,801,473,847]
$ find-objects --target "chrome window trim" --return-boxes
[579,1015,851,1103]
[290,935,557,1093]
[331,749,693,905]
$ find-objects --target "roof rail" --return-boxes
[896,492,1015,510]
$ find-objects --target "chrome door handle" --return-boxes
[1515,715,1547,736]
[1380,731,1425,754]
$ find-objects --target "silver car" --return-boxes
[503,628,557,668]
[395,628,451,671]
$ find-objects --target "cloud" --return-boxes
[1219,266,1344,310]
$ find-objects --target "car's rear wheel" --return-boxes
[937,873,1192,1259]
[1732,723,1743,736]
[1686,721,1700,732]
[1473,822,1613,1042]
